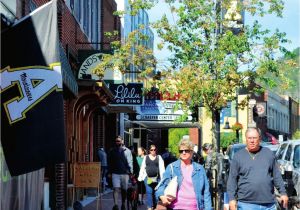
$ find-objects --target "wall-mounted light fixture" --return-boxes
[223,117,231,129]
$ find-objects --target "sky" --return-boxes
[147,0,300,65]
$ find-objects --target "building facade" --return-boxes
[1,0,120,209]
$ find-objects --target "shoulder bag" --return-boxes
[163,164,178,201]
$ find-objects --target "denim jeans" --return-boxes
[238,201,276,210]
[144,178,159,208]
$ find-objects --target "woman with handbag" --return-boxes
[155,139,212,210]
[138,145,165,210]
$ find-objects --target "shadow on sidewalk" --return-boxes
[82,190,147,210]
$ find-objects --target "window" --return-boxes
[276,143,287,160]
[293,145,300,169]
[284,144,292,161]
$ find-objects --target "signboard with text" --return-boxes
[74,162,100,188]
[109,83,144,106]
[78,52,122,81]
[135,100,192,121]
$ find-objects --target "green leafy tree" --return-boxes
[220,132,237,149]
[93,0,293,151]
[266,47,300,101]
[149,0,291,150]
[168,128,189,157]
[292,129,300,140]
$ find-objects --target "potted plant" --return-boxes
[231,122,243,131]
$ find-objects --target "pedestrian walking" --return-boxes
[155,138,212,210]
[138,145,165,210]
[227,127,288,210]
[161,148,177,167]
[108,136,133,210]
[202,143,224,208]
[136,147,147,205]
[202,143,223,178]
[98,147,108,191]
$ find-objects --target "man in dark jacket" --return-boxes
[108,136,133,210]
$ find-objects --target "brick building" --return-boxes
[1,0,120,209]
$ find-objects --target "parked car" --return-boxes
[261,142,280,154]
[275,140,300,209]
[225,143,246,163]
[223,144,246,185]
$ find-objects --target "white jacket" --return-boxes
[138,155,165,181]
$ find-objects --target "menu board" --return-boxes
[74,162,100,188]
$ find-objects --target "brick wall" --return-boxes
[102,0,121,50]
[27,0,93,68]
[189,128,199,146]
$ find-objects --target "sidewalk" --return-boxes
[82,189,147,210]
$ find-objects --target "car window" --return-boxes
[293,145,300,169]
[276,143,287,160]
[228,145,245,160]
[284,144,293,161]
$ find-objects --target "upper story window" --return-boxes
[66,0,100,49]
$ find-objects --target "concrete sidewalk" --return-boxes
[82,190,147,210]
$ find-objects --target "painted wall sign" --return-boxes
[78,53,122,81]
[109,83,144,106]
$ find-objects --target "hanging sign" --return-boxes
[78,53,122,81]
[109,83,144,106]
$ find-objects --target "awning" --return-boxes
[60,44,78,95]
[105,105,136,113]
[129,120,200,128]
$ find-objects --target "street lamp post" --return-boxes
[236,89,239,142]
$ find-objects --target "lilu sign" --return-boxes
[109,83,144,106]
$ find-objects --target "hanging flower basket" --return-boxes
[231,122,243,131]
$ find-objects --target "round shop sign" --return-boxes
[256,103,265,115]
[78,53,102,80]
[78,53,123,81]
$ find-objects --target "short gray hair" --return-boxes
[178,138,194,150]
[245,127,261,137]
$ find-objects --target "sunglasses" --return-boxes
[179,149,191,154]
[150,149,156,151]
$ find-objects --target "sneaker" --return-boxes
[121,204,126,210]
[112,205,119,210]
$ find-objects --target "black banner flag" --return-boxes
[0,0,66,176]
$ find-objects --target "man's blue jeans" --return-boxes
[144,178,158,208]
[238,201,276,210]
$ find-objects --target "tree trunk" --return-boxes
[212,109,221,152]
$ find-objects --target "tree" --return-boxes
[292,129,300,140]
[265,47,300,101]
[93,0,292,152]
[168,128,189,157]
[220,132,236,149]
[148,0,291,151]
